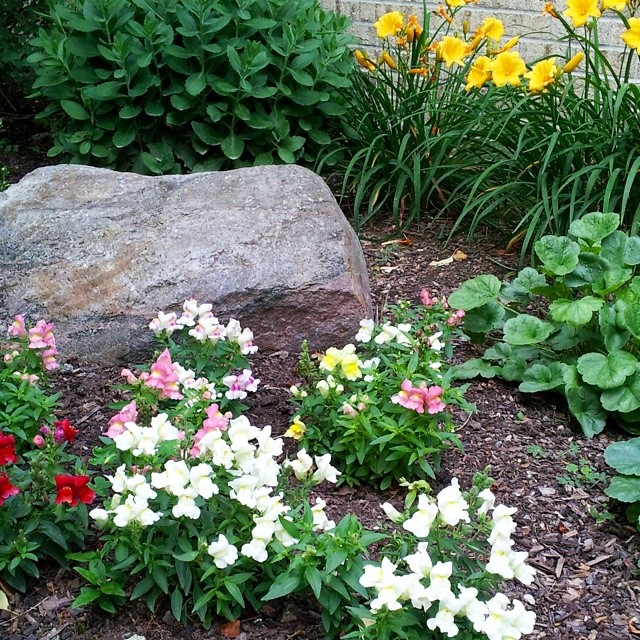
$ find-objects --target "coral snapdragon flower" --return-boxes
[0,434,17,466]
[55,474,95,506]
[391,380,446,414]
[0,473,19,505]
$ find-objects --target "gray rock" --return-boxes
[0,164,371,364]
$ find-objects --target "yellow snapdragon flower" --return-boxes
[284,416,306,440]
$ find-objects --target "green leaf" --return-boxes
[569,212,620,244]
[519,362,568,393]
[592,267,632,295]
[72,588,102,608]
[622,302,640,340]
[601,230,628,264]
[503,315,554,345]
[262,575,301,601]
[623,236,640,265]
[605,475,640,503]
[534,236,580,276]
[511,267,547,293]
[564,253,611,287]
[601,371,640,413]
[192,122,220,145]
[599,304,630,352]
[61,100,90,120]
[171,588,183,621]
[462,301,505,333]
[549,296,604,326]
[113,124,136,148]
[448,275,501,311]
[451,359,498,380]
[185,72,207,96]
[565,384,607,437]
[577,351,637,389]
[304,566,322,600]
[604,438,640,475]
[221,134,244,160]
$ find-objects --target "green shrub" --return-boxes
[28,0,354,174]
[450,212,640,438]
[0,0,48,107]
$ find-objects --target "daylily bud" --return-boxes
[562,51,584,74]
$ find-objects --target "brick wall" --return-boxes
[321,0,640,79]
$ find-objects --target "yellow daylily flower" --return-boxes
[543,2,558,17]
[465,55,492,90]
[477,17,505,42]
[524,58,558,92]
[622,17,640,52]
[284,416,306,440]
[562,51,584,73]
[491,51,527,87]
[562,0,601,27]
[602,0,627,9]
[374,11,404,39]
[406,14,424,42]
[437,35,468,67]
[445,0,467,6]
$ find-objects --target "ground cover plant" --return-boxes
[28,0,354,173]
[288,296,472,488]
[450,212,640,438]
[324,0,640,258]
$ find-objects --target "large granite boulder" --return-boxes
[0,164,371,365]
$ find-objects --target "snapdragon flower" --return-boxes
[436,478,470,526]
[360,558,404,612]
[223,370,260,399]
[312,454,341,484]
[427,592,462,637]
[311,497,335,531]
[355,318,375,342]
[112,495,162,527]
[403,494,438,537]
[284,448,314,479]
[207,534,238,569]
[404,542,433,577]
[424,561,454,601]
[149,311,178,335]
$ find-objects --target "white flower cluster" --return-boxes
[148,299,258,354]
[355,319,412,345]
[92,412,341,567]
[362,479,536,639]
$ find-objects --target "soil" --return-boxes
[1,102,640,640]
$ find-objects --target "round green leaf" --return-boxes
[601,370,640,413]
[604,438,640,475]
[569,212,620,244]
[451,359,498,380]
[566,384,607,437]
[511,267,547,293]
[601,230,628,264]
[577,351,637,389]
[623,236,640,265]
[462,301,505,333]
[534,236,580,276]
[519,362,569,393]
[549,296,604,326]
[448,275,501,311]
[503,315,554,345]
[605,475,640,503]
[622,301,640,339]
[592,267,632,295]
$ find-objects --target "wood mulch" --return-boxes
[1,102,639,640]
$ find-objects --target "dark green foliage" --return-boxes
[28,0,354,173]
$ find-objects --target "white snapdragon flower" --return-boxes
[189,463,218,499]
[256,426,284,457]
[149,311,178,336]
[436,478,470,526]
[107,464,129,493]
[476,593,511,639]
[112,496,161,527]
[225,318,242,341]
[456,586,488,628]
[504,599,536,638]
[229,474,259,508]
[404,542,433,577]
[477,488,496,516]
[174,363,196,388]
[172,494,201,519]
[381,501,403,523]
[251,454,281,487]
[396,323,412,345]
[403,494,439,538]
[274,518,299,546]
[427,592,461,637]
[285,449,314,480]
[316,380,330,397]
[89,507,110,525]
[396,572,432,611]
[489,505,518,544]
[311,498,335,532]
[312,454,341,484]
[508,551,536,586]
[486,538,515,579]
[428,331,445,351]
[355,319,375,343]
[361,357,380,382]
[236,327,258,354]
[360,558,404,612]
[183,299,212,319]
[241,539,269,562]
[151,459,190,493]
[424,561,453,601]
[227,416,261,448]
[124,474,157,501]
[375,322,399,344]
[207,535,238,569]
[113,421,143,453]
[133,428,160,457]
[150,413,182,442]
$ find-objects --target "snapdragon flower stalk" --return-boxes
[347,474,536,640]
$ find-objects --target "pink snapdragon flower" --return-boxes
[391,380,446,414]
[28,320,56,349]
[420,289,437,307]
[190,404,233,457]
[42,345,60,371]
[8,315,27,338]
[145,349,184,400]
[447,309,466,326]
[222,370,260,399]
[106,400,139,438]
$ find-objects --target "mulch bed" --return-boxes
[1,108,639,640]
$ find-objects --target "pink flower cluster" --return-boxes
[391,379,446,414]
[105,400,138,438]
[190,404,232,457]
[447,309,466,326]
[144,349,183,400]
[419,289,449,309]
[222,369,260,400]
[8,315,59,371]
